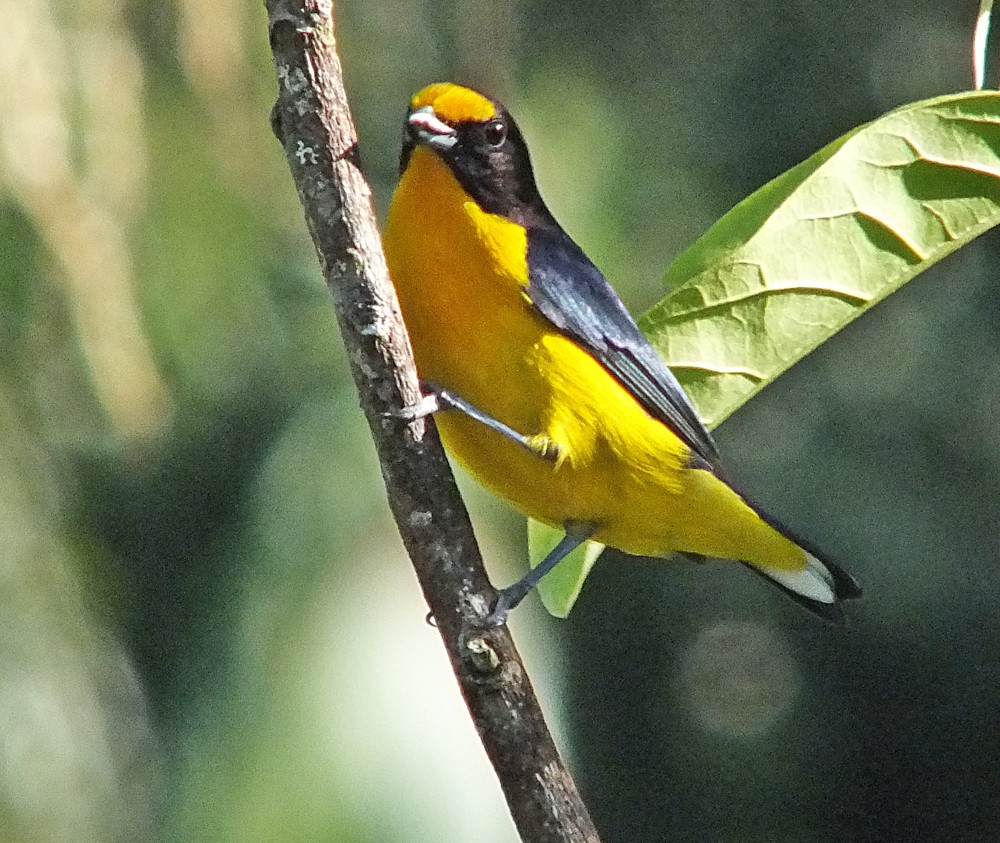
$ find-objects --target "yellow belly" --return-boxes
[384,149,803,569]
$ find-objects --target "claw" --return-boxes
[524,433,562,463]
[384,393,440,422]
[483,592,514,628]
[480,524,595,625]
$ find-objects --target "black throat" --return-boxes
[407,111,557,230]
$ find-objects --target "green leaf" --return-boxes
[646,91,1000,427]
[535,90,1000,617]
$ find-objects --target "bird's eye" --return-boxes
[484,119,507,147]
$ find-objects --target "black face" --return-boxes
[401,107,554,228]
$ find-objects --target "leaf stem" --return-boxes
[975,0,994,90]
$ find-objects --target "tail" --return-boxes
[742,552,861,624]
[727,479,863,624]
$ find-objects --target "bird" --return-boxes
[382,82,860,626]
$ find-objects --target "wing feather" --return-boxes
[526,226,720,465]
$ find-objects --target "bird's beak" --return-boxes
[407,106,458,151]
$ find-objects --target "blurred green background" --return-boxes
[2,1,998,841]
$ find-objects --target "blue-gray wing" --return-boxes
[525,225,719,466]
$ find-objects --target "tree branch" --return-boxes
[263,2,602,841]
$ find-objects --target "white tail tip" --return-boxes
[749,553,838,604]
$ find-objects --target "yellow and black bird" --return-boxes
[383,82,860,625]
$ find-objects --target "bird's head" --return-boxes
[399,82,548,225]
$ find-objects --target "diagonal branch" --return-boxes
[263,2,602,841]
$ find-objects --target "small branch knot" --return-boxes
[463,633,503,677]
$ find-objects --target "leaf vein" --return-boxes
[663,275,872,320]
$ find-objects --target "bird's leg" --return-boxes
[484,522,596,627]
[390,382,561,462]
